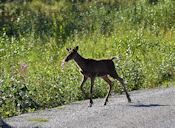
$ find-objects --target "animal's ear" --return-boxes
[66,48,71,52]
[73,46,79,51]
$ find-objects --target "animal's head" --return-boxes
[65,46,79,62]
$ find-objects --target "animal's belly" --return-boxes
[80,70,108,77]
[96,72,108,77]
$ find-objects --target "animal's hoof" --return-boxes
[128,98,132,103]
[90,99,93,104]
[88,104,92,107]
[104,99,108,105]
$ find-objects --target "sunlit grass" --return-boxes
[27,118,48,122]
[56,106,65,110]
[0,27,174,118]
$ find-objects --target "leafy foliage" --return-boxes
[0,0,175,118]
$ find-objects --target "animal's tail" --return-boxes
[111,57,118,60]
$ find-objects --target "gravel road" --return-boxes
[3,85,175,128]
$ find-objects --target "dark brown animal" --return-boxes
[64,46,131,107]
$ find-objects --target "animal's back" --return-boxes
[85,58,116,76]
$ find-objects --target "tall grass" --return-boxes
[0,0,175,118]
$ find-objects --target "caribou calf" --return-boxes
[63,46,131,107]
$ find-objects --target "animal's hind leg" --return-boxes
[110,72,131,103]
[102,76,114,105]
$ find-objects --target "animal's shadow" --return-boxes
[130,104,168,108]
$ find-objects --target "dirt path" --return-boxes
[3,85,175,128]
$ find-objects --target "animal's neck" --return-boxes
[74,52,86,70]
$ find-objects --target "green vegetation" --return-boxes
[56,106,65,109]
[27,117,48,122]
[0,0,175,118]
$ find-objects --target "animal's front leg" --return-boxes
[80,76,89,99]
[89,77,95,107]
